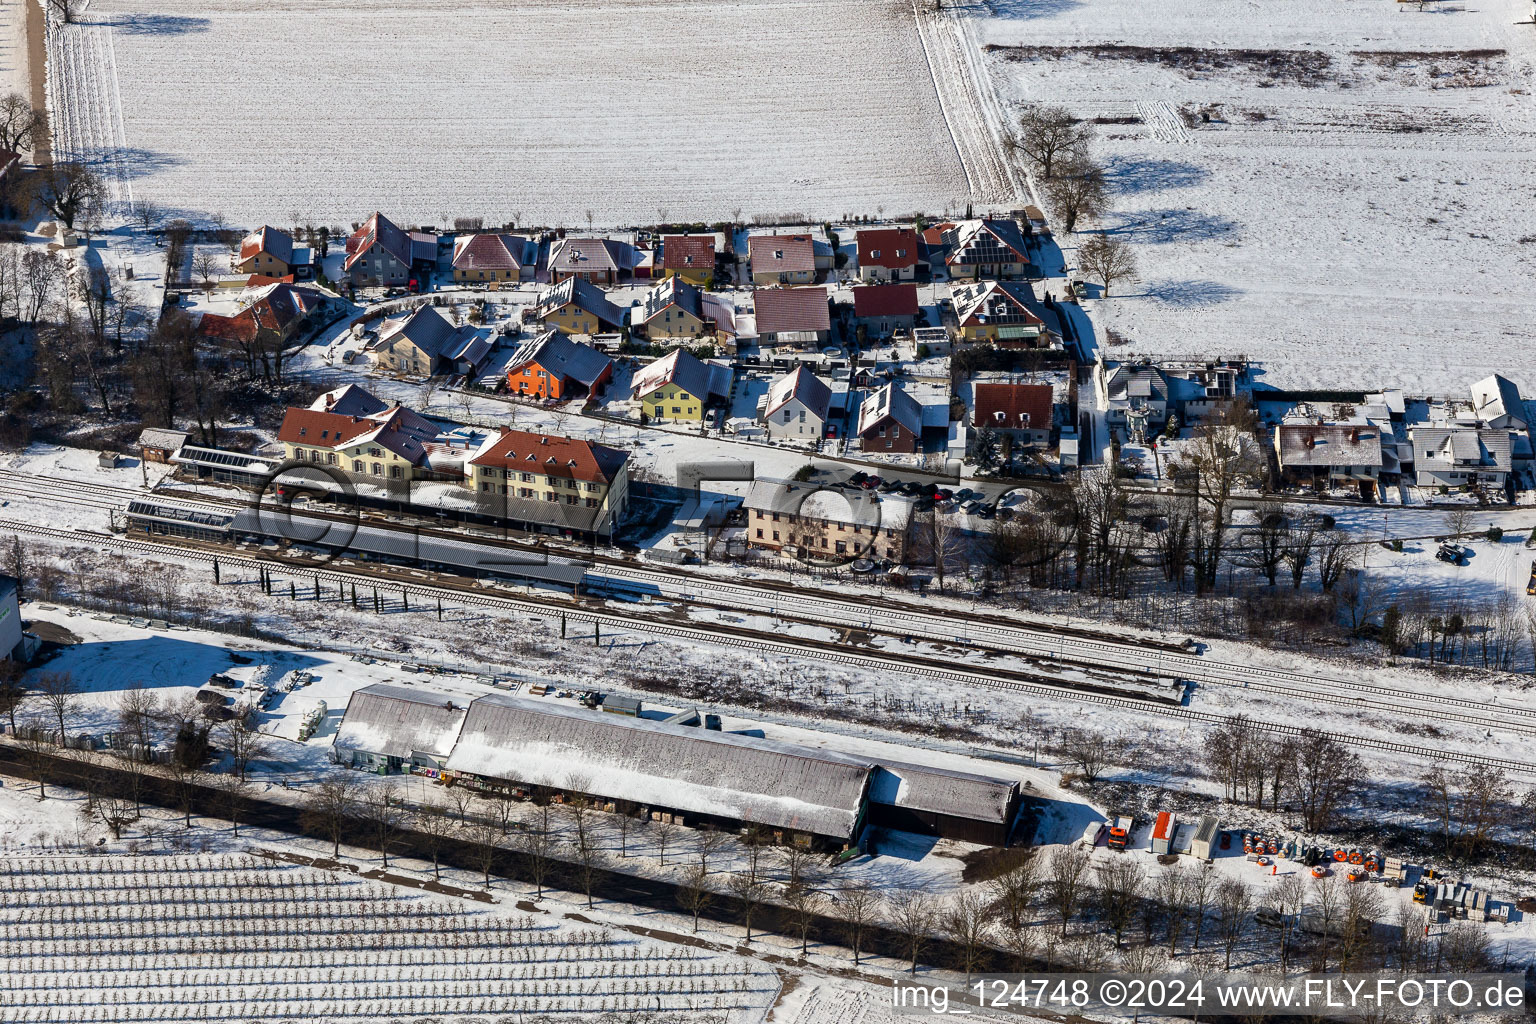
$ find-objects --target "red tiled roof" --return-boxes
[972,383,1054,431]
[852,284,919,319]
[276,408,377,446]
[661,235,715,271]
[197,311,254,344]
[856,228,919,270]
[921,222,956,246]
[246,273,295,287]
[453,233,529,273]
[344,212,413,272]
[469,428,628,485]
[754,286,830,334]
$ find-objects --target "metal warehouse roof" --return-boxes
[445,694,874,840]
[333,683,469,761]
[869,760,1019,825]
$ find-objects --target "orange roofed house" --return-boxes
[236,226,312,280]
[467,428,631,540]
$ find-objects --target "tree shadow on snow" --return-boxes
[945,0,1084,19]
[1103,155,1210,197]
[110,14,212,34]
[1146,278,1243,307]
[1104,207,1241,245]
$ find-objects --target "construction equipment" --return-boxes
[1107,815,1134,850]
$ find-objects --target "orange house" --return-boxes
[505,331,614,401]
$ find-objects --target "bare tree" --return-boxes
[1315,529,1357,592]
[0,660,28,734]
[988,855,1041,933]
[1079,233,1139,297]
[695,828,730,874]
[1214,877,1252,969]
[17,718,52,799]
[1096,857,1146,948]
[1044,154,1107,233]
[727,871,772,943]
[1422,763,1509,864]
[414,797,456,880]
[1444,505,1475,539]
[652,817,680,867]
[1058,726,1117,784]
[1290,729,1361,832]
[84,774,139,840]
[1049,844,1093,938]
[781,878,823,955]
[219,718,265,781]
[890,888,939,975]
[301,773,358,859]
[465,818,501,885]
[518,802,558,899]
[1014,105,1094,179]
[1154,864,1190,954]
[837,878,880,965]
[677,860,713,934]
[35,671,78,740]
[943,890,993,982]
[0,93,45,154]
[28,161,105,230]
[218,774,252,839]
[134,200,164,236]
[192,251,221,297]
[360,784,405,868]
[1184,863,1215,952]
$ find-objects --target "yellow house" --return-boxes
[467,428,631,540]
[748,233,816,286]
[277,404,439,484]
[630,349,730,423]
[632,277,736,344]
[659,235,715,288]
[535,277,624,336]
[950,280,1057,347]
[237,226,294,277]
[452,232,533,285]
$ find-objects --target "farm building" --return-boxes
[332,683,470,775]
[444,694,874,848]
[866,760,1021,846]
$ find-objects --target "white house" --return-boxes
[1470,374,1528,432]
[1408,426,1512,490]
[760,366,833,442]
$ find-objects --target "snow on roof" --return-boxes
[536,276,625,329]
[548,236,638,276]
[344,212,415,272]
[240,225,294,265]
[1470,373,1527,428]
[631,349,730,403]
[1276,423,1383,468]
[748,233,816,275]
[869,760,1019,825]
[136,427,190,450]
[972,382,1053,431]
[857,382,922,436]
[310,383,389,418]
[445,694,873,839]
[952,280,1045,329]
[763,366,832,421]
[333,683,468,761]
[946,218,1031,268]
[744,477,913,532]
[373,304,464,360]
[1410,426,1513,473]
[507,331,613,388]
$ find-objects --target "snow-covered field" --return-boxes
[972,0,1536,393]
[1,852,779,1023]
[48,0,1004,227]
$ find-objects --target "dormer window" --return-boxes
[871,250,881,259]
[773,250,784,259]
[298,427,307,436]
[896,248,907,258]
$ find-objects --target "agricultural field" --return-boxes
[970,0,1536,392]
[0,853,779,1023]
[46,0,1010,228]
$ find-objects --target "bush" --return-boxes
[1487,526,1503,542]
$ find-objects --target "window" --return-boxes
[896,248,906,258]
[756,528,763,538]
[772,531,780,541]
[871,249,881,259]
[566,495,577,505]
[389,466,402,479]
[352,460,363,472]
[371,463,382,475]
[481,482,491,492]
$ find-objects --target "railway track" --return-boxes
[4,471,1533,737]
[3,516,1525,776]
